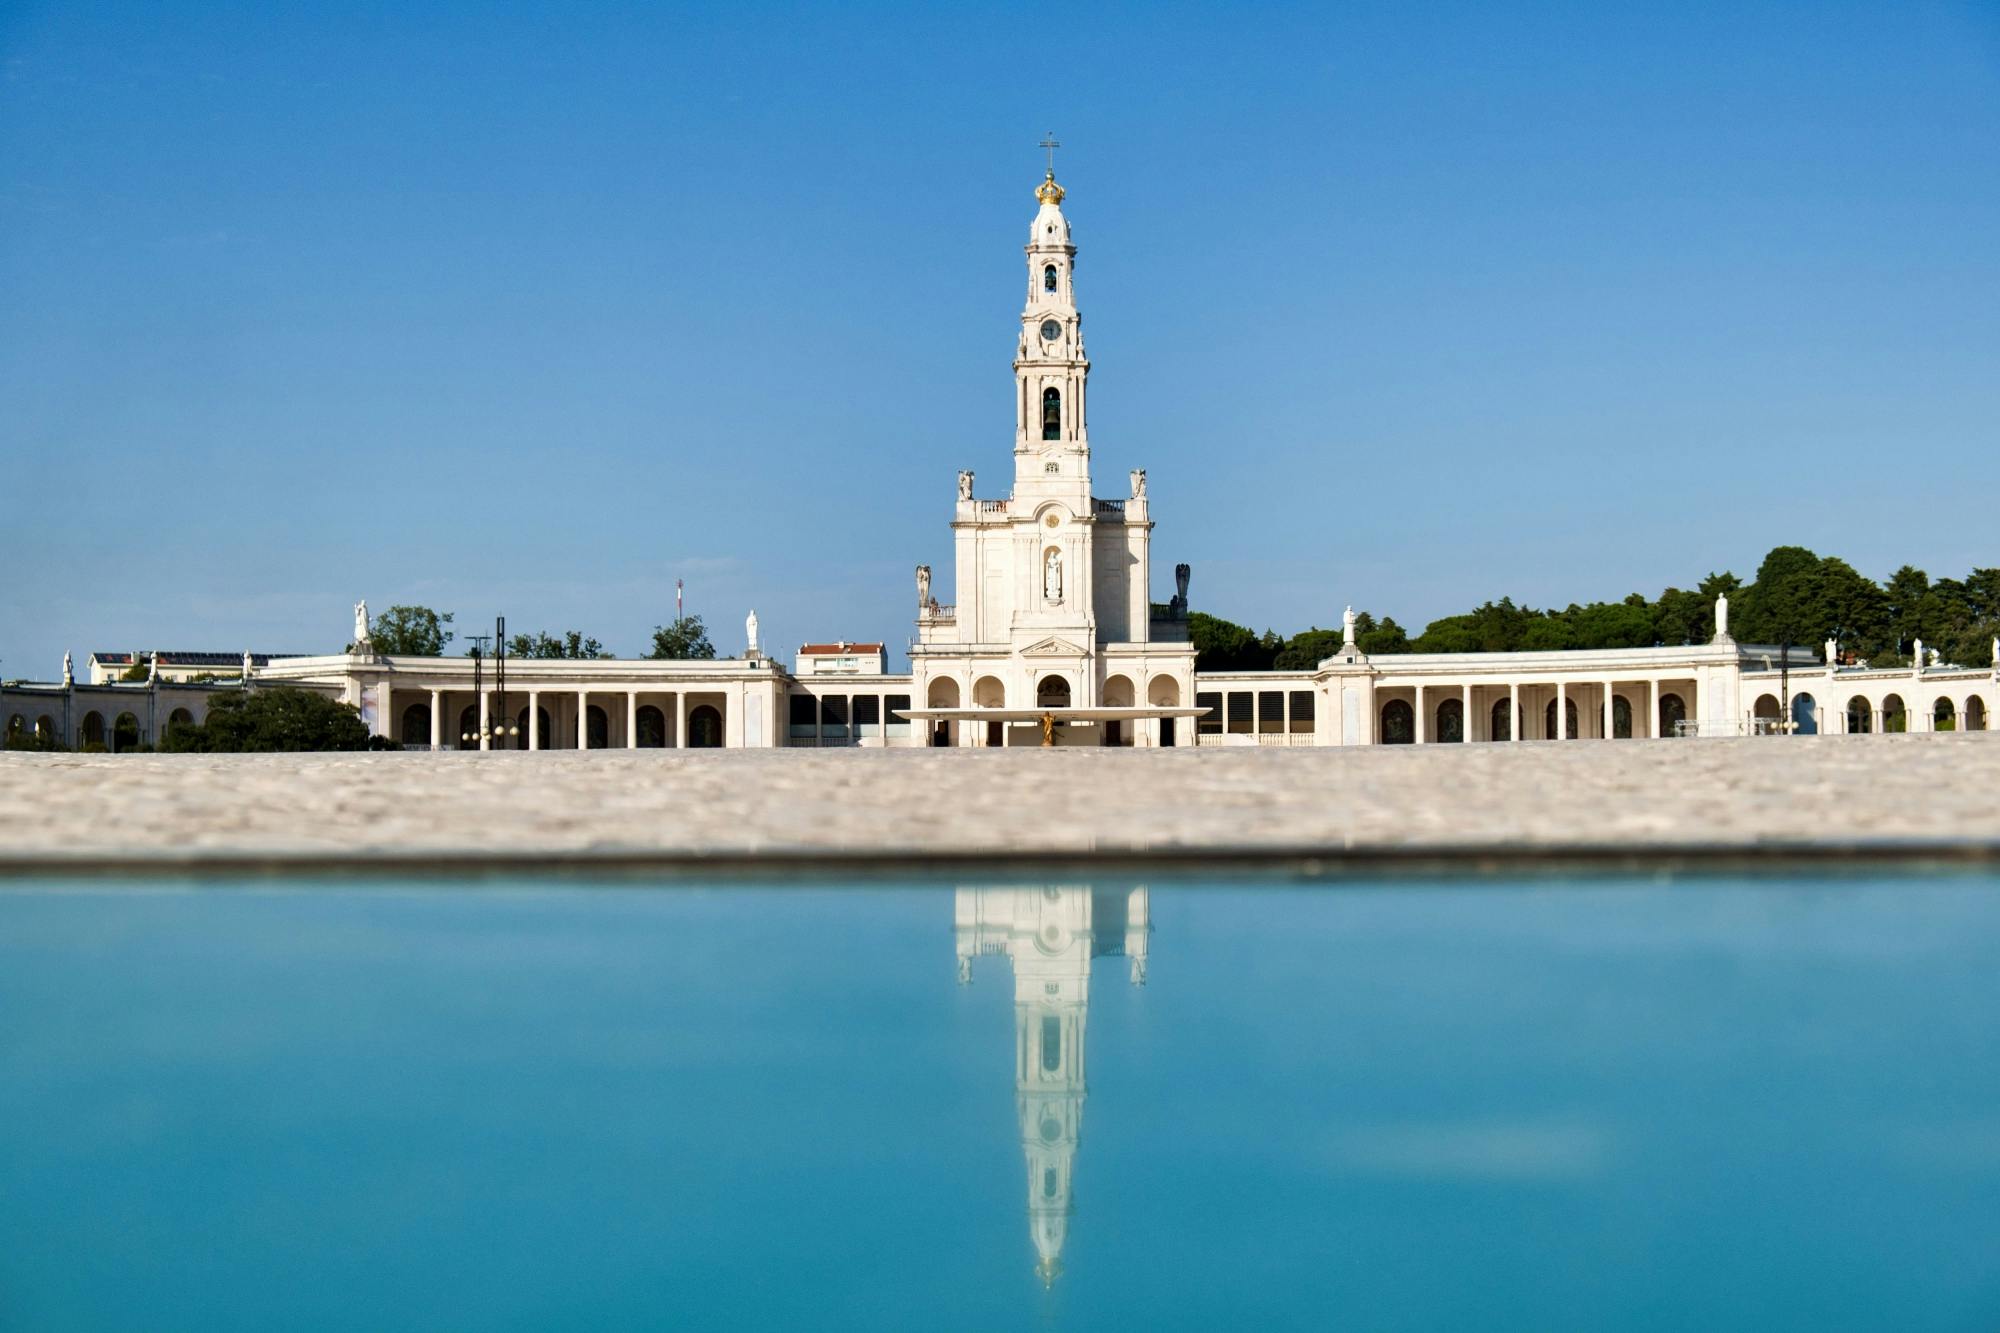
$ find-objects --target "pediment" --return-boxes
[1020,636,1087,657]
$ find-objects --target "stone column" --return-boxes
[675,691,686,748]
[1555,681,1566,740]
[1509,682,1520,742]
[578,690,589,749]
[478,689,490,751]
[1602,680,1614,739]
[1413,686,1426,744]
[529,691,541,750]
[1462,683,1472,743]
[429,689,441,751]
[627,691,638,749]
[1648,680,1658,738]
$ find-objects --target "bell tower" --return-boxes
[1013,140,1090,495]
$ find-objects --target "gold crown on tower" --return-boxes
[1035,170,1066,206]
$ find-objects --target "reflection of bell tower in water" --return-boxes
[955,886,1151,1286]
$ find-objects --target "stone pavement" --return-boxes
[2,736,1997,872]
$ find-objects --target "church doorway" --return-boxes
[1659,692,1687,737]
[1037,676,1071,708]
[688,704,723,748]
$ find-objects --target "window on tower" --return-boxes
[1043,264,1058,293]
[1042,387,1061,440]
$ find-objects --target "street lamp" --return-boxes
[457,621,520,750]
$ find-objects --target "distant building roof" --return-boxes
[797,642,885,655]
[90,651,305,666]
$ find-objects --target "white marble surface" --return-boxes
[3,736,1997,866]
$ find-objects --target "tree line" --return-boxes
[356,605,717,660]
[1191,546,2000,674]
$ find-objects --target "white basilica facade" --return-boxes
[9,167,1996,752]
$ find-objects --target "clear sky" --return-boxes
[3,2,1997,674]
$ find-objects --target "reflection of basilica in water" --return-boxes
[954,886,1150,1285]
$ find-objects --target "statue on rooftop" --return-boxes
[353,599,371,647]
[957,470,974,501]
[242,650,254,680]
[1129,468,1146,499]
[62,652,73,686]
[1714,593,1731,642]
[916,564,931,609]
[745,609,760,657]
[1343,605,1357,644]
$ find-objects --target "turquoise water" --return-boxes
[2,875,1997,1331]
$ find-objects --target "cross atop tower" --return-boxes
[1039,133,1060,174]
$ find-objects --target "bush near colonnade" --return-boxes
[159,687,374,753]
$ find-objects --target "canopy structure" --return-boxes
[894,706,1210,747]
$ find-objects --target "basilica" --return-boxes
[7,168,1995,751]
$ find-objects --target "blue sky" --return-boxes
[3,2,1997,673]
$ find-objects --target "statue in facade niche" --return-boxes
[916,564,931,608]
[353,599,371,647]
[1129,468,1146,499]
[957,470,975,501]
[1043,548,1063,601]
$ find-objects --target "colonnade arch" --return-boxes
[1380,698,1414,745]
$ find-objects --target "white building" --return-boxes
[8,166,1995,750]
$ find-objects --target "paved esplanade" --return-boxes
[3,738,1997,869]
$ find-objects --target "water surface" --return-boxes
[2,874,1996,1330]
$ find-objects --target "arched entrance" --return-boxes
[688,704,723,748]
[1882,694,1907,733]
[113,712,141,752]
[1968,697,1988,731]
[1436,697,1464,743]
[1847,695,1873,733]
[1934,698,1956,732]
[81,711,106,748]
[1792,693,1818,735]
[1149,676,1181,746]
[1102,674,1135,747]
[1037,676,1072,708]
[927,677,960,748]
[1612,696,1632,739]
[586,705,610,749]
[1490,698,1512,741]
[636,705,667,748]
[1380,699,1414,745]
[457,705,479,749]
[1543,698,1578,740]
[974,675,1008,746]
[1659,693,1686,737]
[1752,694,1781,733]
[167,707,195,735]
[401,703,431,747]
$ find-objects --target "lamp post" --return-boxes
[1779,636,1792,735]
[457,623,519,750]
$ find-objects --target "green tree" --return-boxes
[508,630,611,660]
[1738,545,1823,647]
[119,657,150,682]
[1187,613,1274,671]
[1273,627,1344,670]
[647,616,716,661]
[362,605,454,656]
[159,687,372,753]
[1354,612,1410,655]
